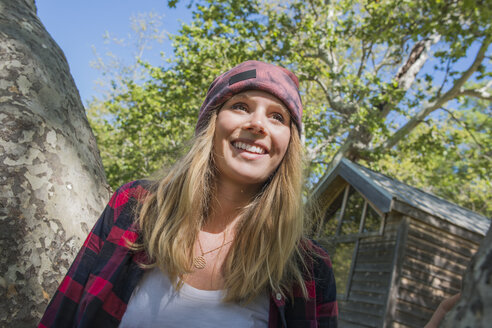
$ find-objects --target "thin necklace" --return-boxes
[193,231,233,269]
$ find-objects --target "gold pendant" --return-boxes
[193,256,206,269]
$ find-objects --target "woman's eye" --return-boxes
[231,103,248,112]
[272,113,285,123]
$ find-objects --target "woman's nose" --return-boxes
[245,113,266,135]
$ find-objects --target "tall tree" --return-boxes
[169,0,491,169]
[440,223,492,327]
[89,0,491,217]
[0,0,110,325]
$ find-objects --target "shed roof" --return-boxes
[314,158,490,236]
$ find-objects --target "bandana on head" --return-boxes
[196,60,303,134]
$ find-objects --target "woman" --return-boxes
[39,60,338,327]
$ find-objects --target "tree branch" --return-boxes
[380,36,491,150]
[457,88,492,101]
[306,43,362,116]
[305,75,358,116]
[305,134,339,162]
[379,34,441,117]
[456,80,492,101]
[318,47,339,74]
[357,40,373,78]
[307,0,320,21]
[316,36,443,171]
[440,107,488,153]
[436,56,452,98]
[395,35,440,90]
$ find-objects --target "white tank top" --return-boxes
[119,268,269,327]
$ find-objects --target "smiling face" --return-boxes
[213,90,292,191]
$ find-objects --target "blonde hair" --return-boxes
[134,108,311,303]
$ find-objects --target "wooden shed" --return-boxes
[312,158,490,328]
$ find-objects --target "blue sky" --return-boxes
[36,1,192,106]
[35,1,489,114]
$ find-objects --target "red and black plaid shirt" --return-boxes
[39,180,338,327]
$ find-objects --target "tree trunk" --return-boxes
[440,223,492,328]
[0,1,110,326]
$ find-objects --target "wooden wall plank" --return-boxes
[342,301,384,317]
[357,253,394,264]
[358,241,395,248]
[352,271,391,283]
[393,309,429,328]
[359,229,398,243]
[399,277,458,299]
[393,201,485,242]
[400,265,461,292]
[398,286,443,310]
[405,244,467,273]
[349,291,387,306]
[351,280,388,294]
[339,308,382,327]
[354,262,393,272]
[357,243,395,263]
[406,234,469,266]
[395,298,435,319]
[403,256,463,281]
[408,221,478,257]
[338,320,370,328]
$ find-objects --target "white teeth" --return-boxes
[233,142,265,154]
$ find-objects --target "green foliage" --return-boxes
[88,75,196,188]
[368,99,492,217]
[88,0,491,218]
[331,242,356,296]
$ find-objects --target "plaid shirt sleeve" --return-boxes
[270,240,338,327]
[38,181,148,328]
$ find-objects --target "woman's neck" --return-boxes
[202,179,259,234]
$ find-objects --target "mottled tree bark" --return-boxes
[440,223,492,328]
[0,0,110,326]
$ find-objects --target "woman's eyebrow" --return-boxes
[269,102,290,116]
[229,94,289,114]
[276,104,290,115]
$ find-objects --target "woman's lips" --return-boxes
[231,140,269,154]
